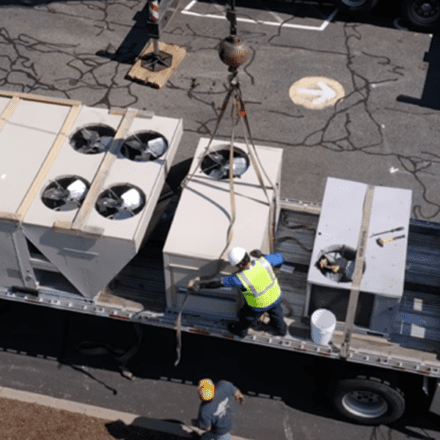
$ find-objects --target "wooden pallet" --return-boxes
[126,41,186,89]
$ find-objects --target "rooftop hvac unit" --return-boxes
[163,137,282,319]
[0,92,182,299]
[0,95,74,290]
[305,177,412,334]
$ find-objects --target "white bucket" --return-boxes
[311,309,336,346]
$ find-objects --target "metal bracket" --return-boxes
[141,43,173,72]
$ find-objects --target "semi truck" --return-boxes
[0,89,439,426]
[330,0,440,32]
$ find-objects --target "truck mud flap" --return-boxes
[429,379,440,416]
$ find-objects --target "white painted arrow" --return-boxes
[297,80,337,105]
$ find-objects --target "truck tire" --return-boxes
[331,376,405,425]
[402,0,440,32]
[331,0,379,15]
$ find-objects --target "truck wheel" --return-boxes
[331,376,405,425]
[331,0,379,15]
[402,0,440,32]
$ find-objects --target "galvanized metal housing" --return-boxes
[0,92,183,299]
[163,137,283,319]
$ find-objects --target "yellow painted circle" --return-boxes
[289,77,345,110]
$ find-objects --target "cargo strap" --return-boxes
[340,185,374,359]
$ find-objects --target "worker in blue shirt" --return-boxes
[192,378,244,440]
[190,247,288,338]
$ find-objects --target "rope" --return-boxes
[174,71,279,365]
[180,74,237,191]
[76,323,143,380]
[235,85,278,253]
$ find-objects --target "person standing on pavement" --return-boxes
[192,378,244,440]
[189,247,288,338]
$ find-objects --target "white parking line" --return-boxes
[181,0,338,32]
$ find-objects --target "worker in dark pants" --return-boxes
[190,247,288,338]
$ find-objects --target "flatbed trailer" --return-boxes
[0,89,439,425]
[2,195,440,424]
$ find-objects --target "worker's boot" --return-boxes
[228,323,246,338]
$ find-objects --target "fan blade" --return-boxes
[90,135,113,153]
[81,128,99,142]
[146,137,167,157]
[124,134,144,151]
[43,187,69,201]
[232,157,248,176]
[120,188,143,210]
[207,152,224,164]
[66,179,87,201]
[209,167,226,180]
[96,197,120,211]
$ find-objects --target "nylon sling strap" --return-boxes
[174,77,239,367]
[339,185,375,359]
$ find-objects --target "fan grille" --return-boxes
[70,125,116,154]
[120,131,168,162]
[42,176,90,212]
[201,147,249,180]
[95,184,146,220]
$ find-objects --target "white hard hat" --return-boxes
[228,247,247,266]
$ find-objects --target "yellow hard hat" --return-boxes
[198,379,215,401]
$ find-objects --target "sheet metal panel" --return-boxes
[0,124,57,213]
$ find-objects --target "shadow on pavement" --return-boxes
[398,33,440,110]
[106,418,200,440]
[0,298,440,436]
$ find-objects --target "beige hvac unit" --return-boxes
[0,92,183,299]
[305,177,412,334]
[0,95,75,290]
[163,137,283,319]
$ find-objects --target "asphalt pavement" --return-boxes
[1,1,440,439]
[1,0,440,221]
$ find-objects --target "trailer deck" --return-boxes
[1,199,440,378]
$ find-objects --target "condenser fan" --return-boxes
[201,148,249,180]
[121,131,168,162]
[95,185,146,220]
[42,176,89,211]
[70,125,116,154]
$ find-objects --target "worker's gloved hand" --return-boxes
[187,277,201,291]
[250,249,264,258]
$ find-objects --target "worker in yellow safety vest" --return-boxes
[190,247,288,338]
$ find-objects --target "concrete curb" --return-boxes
[0,386,250,440]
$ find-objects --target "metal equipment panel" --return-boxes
[8,100,70,133]
[84,116,183,242]
[163,138,282,315]
[0,96,11,115]
[21,105,183,299]
[23,225,136,298]
[0,124,57,213]
[0,223,24,287]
